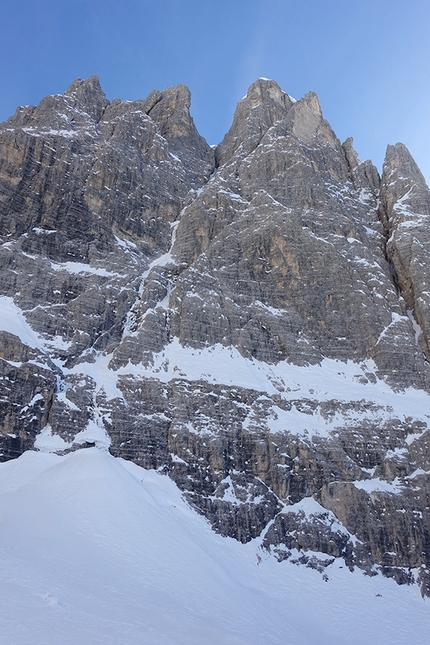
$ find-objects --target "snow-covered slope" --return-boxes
[0,447,428,645]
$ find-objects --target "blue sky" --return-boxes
[1,0,429,181]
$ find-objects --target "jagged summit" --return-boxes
[65,74,103,93]
[216,78,294,165]
[62,75,109,122]
[1,77,430,597]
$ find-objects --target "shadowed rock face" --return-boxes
[1,76,430,595]
[380,143,430,362]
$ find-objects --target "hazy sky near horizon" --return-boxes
[1,0,429,180]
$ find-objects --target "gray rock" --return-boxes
[1,76,430,596]
[380,142,430,361]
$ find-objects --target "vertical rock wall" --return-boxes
[1,77,430,595]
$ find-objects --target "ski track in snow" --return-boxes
[0,448,428,645]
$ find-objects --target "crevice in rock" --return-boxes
[379,201,430,364]
[378,198,402,295]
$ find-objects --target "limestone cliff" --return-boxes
[1,77,430,595]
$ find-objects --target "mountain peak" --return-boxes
[244,77,289,107]
[64,75,109,122]
[216,78,294,165]
[65,74,103,97]
[383,142,428,189]
[142,83,214,183]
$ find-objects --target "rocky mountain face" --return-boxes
[1,76,430,595]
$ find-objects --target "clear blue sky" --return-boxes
[1,0,429,181]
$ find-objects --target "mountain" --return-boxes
[1,76,430,603]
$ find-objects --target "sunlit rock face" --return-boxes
[1,77,430,595]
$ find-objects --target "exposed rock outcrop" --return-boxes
[1,77,430,595]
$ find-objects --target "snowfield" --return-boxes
[0,447,428,645]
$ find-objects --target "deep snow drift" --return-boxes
[0,447,428,644]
